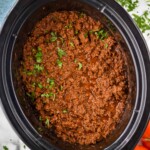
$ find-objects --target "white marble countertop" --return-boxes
[0,0,150,150]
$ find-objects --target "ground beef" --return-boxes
[20,11,128,145]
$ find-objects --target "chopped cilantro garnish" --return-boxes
[47,78,55,88]
[37,47,42,51]
[57,48,66,58]
[104,43,108,49]
[50,31,57,42]
[78,62,83,70]
[45,118,50,127]
[51,37,57,42]
[36,57,42,63]
[51,31,57,37]
[95,29,107,40]
[60,85,63,91]
[116,0,138,12]
[70,42,75,47]
[41,93,49,98]
[38,83,43,89]
[35,51,42,63]
[41,93,54,99]
[35,52,42,57]
[116,0,150,33]
[41,93,47,98]
[34,64,44,72]
[133,11,150,33]
[3,146,9,150]
[62,109,68,113]
[57,59,63,68]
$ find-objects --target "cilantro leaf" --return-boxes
[57,48,66,58]
[133,11,150,33]
[116,0,138,12]
[3,146,9,150]
[78,62,83,70]
[57,59,63,68]
[34,64,44,72]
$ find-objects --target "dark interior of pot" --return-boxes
[11,0,136,149]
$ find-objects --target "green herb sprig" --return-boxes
[50,32,58,42]
[57,48,66,58]
[62,109,68,113]
[45,118,50,127]
[57,59,63,68]
[41,93,54,98]
[78,62,83,70]
[35,51,42,63]
[38,83,43,89]
[70,42,75,47]
[116,0,138,12]
[133,11,150,33]
[56,48,66,68]
[95,29,108,40]
[34,64,44,72]
[3,146,9,150]
[41,92,56,101]
[47,78,55,88]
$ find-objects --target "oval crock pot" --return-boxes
[0,0,150,150]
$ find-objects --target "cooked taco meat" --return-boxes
[21,11,128,145]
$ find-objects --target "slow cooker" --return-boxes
[0,0,150,149]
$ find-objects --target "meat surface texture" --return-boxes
[21,11,128,145]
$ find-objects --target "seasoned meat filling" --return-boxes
[21,11,128,145]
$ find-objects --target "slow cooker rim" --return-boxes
[0,0,150,150]
[102,2,150,149]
